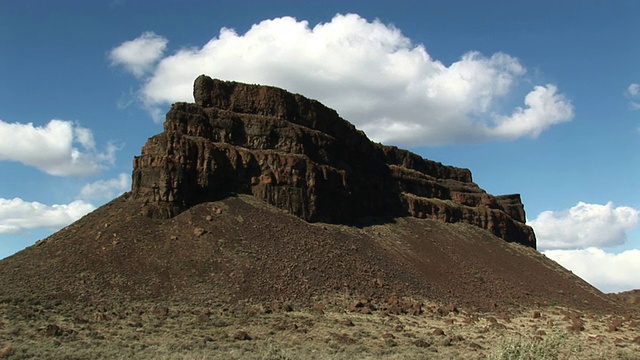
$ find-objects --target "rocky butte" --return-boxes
[132,75,536,248]
[0,75,618,312]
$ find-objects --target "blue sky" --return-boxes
[1,0,639,293]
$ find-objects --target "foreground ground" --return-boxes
[0,197,637,359]
[0,298,638,359]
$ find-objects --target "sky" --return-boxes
[1,0,639,293]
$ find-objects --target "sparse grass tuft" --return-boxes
[257,341,292,360]
[487,329,588,360]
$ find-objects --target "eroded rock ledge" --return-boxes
[131,75,536,248]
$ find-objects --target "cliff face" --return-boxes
[131,75,536,248]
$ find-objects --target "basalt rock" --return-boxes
[131,75,536,248]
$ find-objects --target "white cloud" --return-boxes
[627,83,640,110]
[113,14,573,146]
[0,119,116,176]
[543,248,640,293]
[109,31,168,78]
[79,173,130,201]
[529,202,640,250]
[490,85,573,139]
[0,198,95,234]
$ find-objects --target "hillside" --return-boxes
[0,193,617,312]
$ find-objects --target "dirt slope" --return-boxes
[0,193,618,312]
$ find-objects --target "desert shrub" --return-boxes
[257,341,292,360]
[488,331,567,360]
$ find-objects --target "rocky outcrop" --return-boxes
[131,75,536,248]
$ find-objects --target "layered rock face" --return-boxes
[131,75,536,248]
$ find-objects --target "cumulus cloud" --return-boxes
[627,83,640,110]
[79,173,130,201]
[0,119,116,176]
[529,202,640,250]
[543,248,640,293]
[0,198,95,234]
[112,14,573,146]
[109,31,168,78]
[490,85,573,139]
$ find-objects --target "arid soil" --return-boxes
[0,195,638,358]
[0,194,620,312]
[0,298,638,359]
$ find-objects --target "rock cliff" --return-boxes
[131,75,536,248]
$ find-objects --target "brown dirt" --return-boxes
[0,194,623,314]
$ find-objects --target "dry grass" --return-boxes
[0,298,637,359]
